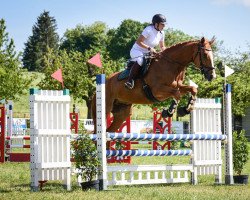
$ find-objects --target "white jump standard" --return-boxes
[30,89,71,191]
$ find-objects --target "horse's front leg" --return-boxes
[152,85,182,118]
[162,99,179,118]
[177,85,198,117]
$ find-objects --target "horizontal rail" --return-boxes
[79,133,227,141]
[106,149,192,157]
[6,136,30,140]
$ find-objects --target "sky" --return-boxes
[1,0,250,54]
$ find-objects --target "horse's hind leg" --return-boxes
[107,103,132,132]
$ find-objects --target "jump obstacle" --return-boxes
[27,74,233,191]
[0,103,83,163]
[0,92,170,164]
[96,74,233,189]
[0,102,31,162]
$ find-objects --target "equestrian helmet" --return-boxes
[152,14,166,24]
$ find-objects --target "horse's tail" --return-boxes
[91,93,97,134]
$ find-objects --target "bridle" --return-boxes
[194,43,215,76]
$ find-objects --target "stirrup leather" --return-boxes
[125,80,134,89]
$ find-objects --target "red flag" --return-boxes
[87,53,102,68]
[51,68,64,88]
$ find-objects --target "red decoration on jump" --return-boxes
[153,109,172,150]
[70,112,79,133]
[107,114,131,164]
[0,106,5,163]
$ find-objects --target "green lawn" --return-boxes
[0,145,250,200]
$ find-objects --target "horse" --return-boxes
[91,37,216,133]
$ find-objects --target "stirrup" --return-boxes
[125,80,134,89]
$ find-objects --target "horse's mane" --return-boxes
[163,40,199,54]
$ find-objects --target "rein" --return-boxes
[158,52,186,67]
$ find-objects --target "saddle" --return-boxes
[117,54,152,81]
[117,53,161,103]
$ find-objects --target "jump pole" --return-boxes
[96,74,107,190]
[225,84,234,184]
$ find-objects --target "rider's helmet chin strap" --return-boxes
[154,24,162,33]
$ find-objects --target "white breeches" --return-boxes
[130,48,144,66]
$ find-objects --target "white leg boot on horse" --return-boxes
[162,99,179,118]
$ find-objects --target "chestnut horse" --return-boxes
[92,37,216,132]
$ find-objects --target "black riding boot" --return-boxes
[125,62,141,89]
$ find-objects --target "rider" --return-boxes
[125,14,167,89]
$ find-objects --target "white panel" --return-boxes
[30,89,71,191]
[106,164,192,186]
[191,98,223,184]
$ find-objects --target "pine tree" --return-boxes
[22,11,59,71]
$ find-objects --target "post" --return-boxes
[225,84,234,184]
[96,74,107,190]
[0,106,5,163]
[6,101,13,136]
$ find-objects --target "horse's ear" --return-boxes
[209,36,216,45]
[201,37,205,44]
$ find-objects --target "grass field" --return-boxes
[0,144,249,200]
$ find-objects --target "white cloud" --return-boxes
[212,0,250,7]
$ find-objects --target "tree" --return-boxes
[225,52,250,116]
[165,28,195,47]
[107,19,148,60]
[22,11,59,71]
[60,21,108,53]
[0,19,31,100]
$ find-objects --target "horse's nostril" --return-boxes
[207,75,213,81]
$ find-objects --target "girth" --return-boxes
[141,79,161,103]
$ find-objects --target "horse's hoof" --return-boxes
[177,107,190,117]
[161,109,173,118]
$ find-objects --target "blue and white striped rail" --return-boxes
[84,133,227,141]
[106,149,192,157]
